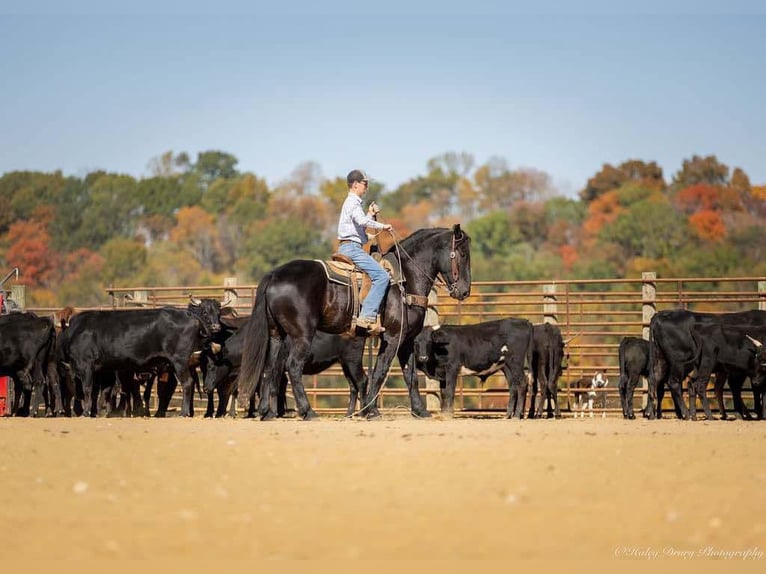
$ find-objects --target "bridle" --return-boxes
[445,231,463,297]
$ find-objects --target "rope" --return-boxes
[346,229,407,418]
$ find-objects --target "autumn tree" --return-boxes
[473,158,553,214]
[169,206,224,272]
[3,219,57,288]
[671,155,729,189]
[580,160,665,202]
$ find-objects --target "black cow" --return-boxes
[528,324,569,419]
[204,328,367,418]
[689,324,766,421]
[414,319,533,418]
[647,309,766,420]
[0,312,56,416]
[618,337,650,419]
[58,307,220,417]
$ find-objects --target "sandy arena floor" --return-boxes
[1,414,764,560]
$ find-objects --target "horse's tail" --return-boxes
[237,273,272,403]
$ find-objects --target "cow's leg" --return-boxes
[714,371,728,420]
[696,376,714,421]
[396,339,430,418]
[548,372,560,419]
[646,349,668,420]
[687,376,698,421]
[534,369,548,419]
[204,391,215,418]
[128,379,142,417]
[438,366,459,417]
[619,373,629,419]
[80,368,96,418]
[178,363,196,417]
[755,384,766,420]
[665,368,690,420]
[729,374,751,420]
[503,364,527,419]
[155,373,177,417]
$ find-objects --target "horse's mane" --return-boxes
[385,227,451,254]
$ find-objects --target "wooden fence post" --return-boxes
[424,287,441,412]
[10,285,25,310]
[542,284,558,412]
[759,281,766,311]
[642,272,656,341]
[641,272,656,411]
[543,283,557,325]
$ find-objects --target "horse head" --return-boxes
[440,224,472,301]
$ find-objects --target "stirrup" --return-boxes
[355,316,385,335]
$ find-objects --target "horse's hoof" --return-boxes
[303,410,320,421]
[366,411,382,421]
[412,409,432,419]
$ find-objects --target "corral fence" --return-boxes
[85,274,766,418]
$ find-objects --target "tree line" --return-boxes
[0,150,764,307]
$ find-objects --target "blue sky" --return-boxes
[1,1,764,196]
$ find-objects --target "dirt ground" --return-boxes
[1,414,764,560]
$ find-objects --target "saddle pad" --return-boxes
[316,260,362,287]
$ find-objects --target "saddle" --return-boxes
[315,252,414,332]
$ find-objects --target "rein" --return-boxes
[348,228,453,419]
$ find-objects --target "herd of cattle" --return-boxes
[1,301,765,421]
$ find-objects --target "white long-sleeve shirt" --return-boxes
[337,193,386,245]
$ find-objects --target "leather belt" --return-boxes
[339,240,360,245]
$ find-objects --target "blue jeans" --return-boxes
[338,241,390,320]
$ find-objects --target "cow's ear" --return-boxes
[431,329,451,346]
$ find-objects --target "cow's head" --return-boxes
[746,335,766,384]
[187,295,223,334]
[414,326,435,366]
[560,333,579,371]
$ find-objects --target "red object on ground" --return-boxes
[0,376,8,416]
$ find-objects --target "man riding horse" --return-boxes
[336,169,393,335]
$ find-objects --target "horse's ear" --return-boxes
[452,224,462,238]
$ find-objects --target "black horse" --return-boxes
[238,225,472,420]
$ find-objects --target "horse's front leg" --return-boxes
[398,340,431,418]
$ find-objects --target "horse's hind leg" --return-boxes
[258,336,283,421]
[284,336,318,420]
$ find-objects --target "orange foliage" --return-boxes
[582,190,624,238]
[676,184,742,214]
[751,185,766,201]
[5,220,57,288]
[559,245,578,271]
[689,209,726,241]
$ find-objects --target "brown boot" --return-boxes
[356,316,385,335]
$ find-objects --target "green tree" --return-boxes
[465,211,520,259]
[237,217,331,280]
[598,197,691,262]
[73,172,140,250]
[100,238,148,286]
